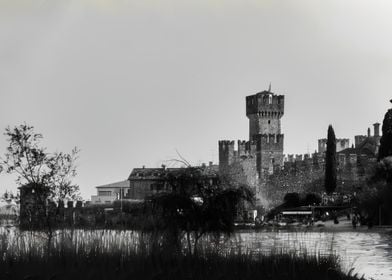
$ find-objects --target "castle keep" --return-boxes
[219,89,285,205]
[219,89,285,176]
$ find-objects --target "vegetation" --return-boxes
[304,192,322,205]
[325,125,337,194]
[0,124,80,201]
[0,124,81,252]
[357,101,392,225]
[0,251,363,280]
[282,192,322,208]
[378,102,392,161]
[146,166,254,255]
[283,192,301,207]
[0,229,364,280]
[356,156,392,225]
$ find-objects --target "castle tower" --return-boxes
[218,140,235,168]
[246,88,285,174]
[246,89,284,139]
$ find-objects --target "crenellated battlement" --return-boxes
[246,90,285,141]
[219,139,258,167]
[246,91,285,116]
[218,140,235,149]
[237,140,257,156]
[282,151,377,172]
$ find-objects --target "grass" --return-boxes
[0,228,365,280]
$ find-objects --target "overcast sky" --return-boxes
[0,0,391,198]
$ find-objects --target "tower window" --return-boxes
[268,120,271,124]
[269,95,272,104]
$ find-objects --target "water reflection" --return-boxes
[233,230,392,280]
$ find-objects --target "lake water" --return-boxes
[231,230,392,280]
[1,226,391,280]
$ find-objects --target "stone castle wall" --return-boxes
[219,143,378,208]
[219,136,284,177]
[263,152,377,207]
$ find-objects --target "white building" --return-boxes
[90,180,130,205]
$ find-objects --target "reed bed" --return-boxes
[0,227,365,280]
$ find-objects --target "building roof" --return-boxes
[338,148,358,155]
[338,143,376,157]
[95,180,130,189]
[128,167,179,180]
[128,165,220,181]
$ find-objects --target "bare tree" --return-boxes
[0,124,80,201]
[46,148,81,201]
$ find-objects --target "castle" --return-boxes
[218,88,285,206]
[219,88,381,208]
[87,87,381,209]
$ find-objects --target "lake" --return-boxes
[233,229,392,280]
[1,226,391,280]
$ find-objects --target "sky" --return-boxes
[0,0,391,198]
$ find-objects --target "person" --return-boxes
[352,214,358,229]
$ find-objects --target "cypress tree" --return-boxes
[378,101,392,160]
[325,125,337,194]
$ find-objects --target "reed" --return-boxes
[0,228,364,280]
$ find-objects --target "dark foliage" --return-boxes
[325,125,337,194]
[283,192,300,207]
[0,250,364,280]
[357,103,392,225]
[304,193,322,205]
[146,166,254,255]
[371,156,392,184]
[378,108,392,161]
[357,157,392,225]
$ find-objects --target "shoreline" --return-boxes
[236,219,392,233]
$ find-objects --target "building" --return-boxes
[317,123,381,155]
[127,166,170,200]
[91,180,130,204]
[318,138,350,153]
[218,88,285,206]
[353,123,381,155]
[90,163,219,205]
